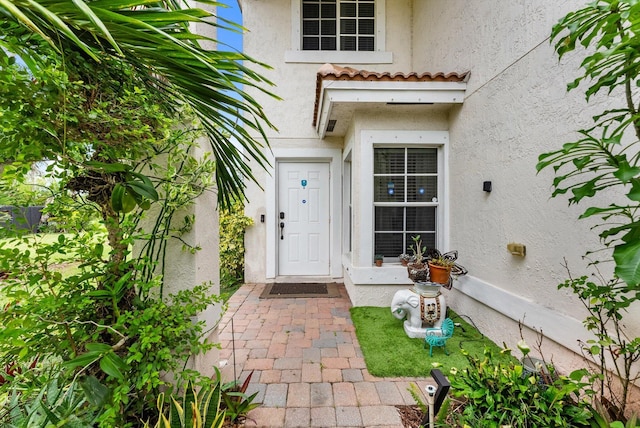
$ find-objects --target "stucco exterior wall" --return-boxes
[241,0,420,282]
[239,0,418,142]
[139,142,221,378]
[239,0,640,382]
[244,156,268,283]
[412,1,640,359]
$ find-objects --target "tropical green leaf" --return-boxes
[613,240,640,286]
[71,0,122,54]
[579,205,622,219]
[85,343,112,353]
[62,351,101,369]
[613,160,640,182]
[183,383,196,426]
[85,161,131,173]
[39,401,62,424]
[571,178,598,201]
[1,0,277,209]
[620,222,640,243]
[627,179,640,201]
[0,0,56,50]
[79,375,111,407]
[572,156,592,169]
[86,289,112,299]
[170,395,185,426]
[125,181,158,201]
[100,352,126,380]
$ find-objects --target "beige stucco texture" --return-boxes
[238,0,640,376]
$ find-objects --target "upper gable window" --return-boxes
[302,0,375,51]
[286,0,390,63]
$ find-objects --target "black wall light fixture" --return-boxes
[483,181,492,192]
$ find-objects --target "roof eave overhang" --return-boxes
[315,80,467,138]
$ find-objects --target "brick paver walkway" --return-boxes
[218,283,432,428]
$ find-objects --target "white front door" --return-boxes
[277,162,330,276]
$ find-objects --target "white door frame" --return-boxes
[276,161,330,276]
[265,148,343,279]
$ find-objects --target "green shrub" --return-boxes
[450,346,594,427]
[0,178,52,207]
[142,367,260,428]
[219,202,253,296]
[0,232,223,426]
[0,45,221,427]
[220,370,260,424]
[145,375,225,428]
[1,372,101,428]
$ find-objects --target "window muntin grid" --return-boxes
[373,147,439,259]
[302,0,375,51]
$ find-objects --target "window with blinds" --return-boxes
[373,148,438,259]
[302,0,375,51]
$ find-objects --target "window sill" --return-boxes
[343,263,413,285]
[285,50,393,64]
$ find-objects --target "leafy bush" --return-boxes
[142,367,260,428]
[558,271,640,421]
[0,177,52,207]
[220,370,259,424]
[0,233,222,426]
[1,372,101,428]
[219,202,253,295]
[145,375,225,428]
[0,43,222,427]
[539,2,640,419]
[449,346,594,427]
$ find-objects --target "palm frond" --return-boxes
[1,0,277,208]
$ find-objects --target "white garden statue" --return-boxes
[391,287,447,339]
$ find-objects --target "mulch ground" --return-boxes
[397,397,466,427]
[397,405,425,428]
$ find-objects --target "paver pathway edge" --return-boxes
[218,283,435,428]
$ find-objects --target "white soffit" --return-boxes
[315,79,467,138]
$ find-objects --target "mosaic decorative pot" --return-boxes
[407,263,429,282]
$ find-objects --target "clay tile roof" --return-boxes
[317,63,469,83]
[314,63,470,126]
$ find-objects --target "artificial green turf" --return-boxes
[350,306,515,377]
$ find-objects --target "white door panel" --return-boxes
[278,162,330,276]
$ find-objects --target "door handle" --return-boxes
[280,222,285,240]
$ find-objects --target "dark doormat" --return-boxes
[260,282,342,299]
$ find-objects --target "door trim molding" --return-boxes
[265,148,342,279]
[277,161,330,276]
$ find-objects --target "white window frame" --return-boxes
[286,0,392,64]
[301,0,375,52]
[373,147,439,261]
[358,130,449,268]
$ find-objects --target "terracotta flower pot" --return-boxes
[428,262,451,284]
[375,259,383,267]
